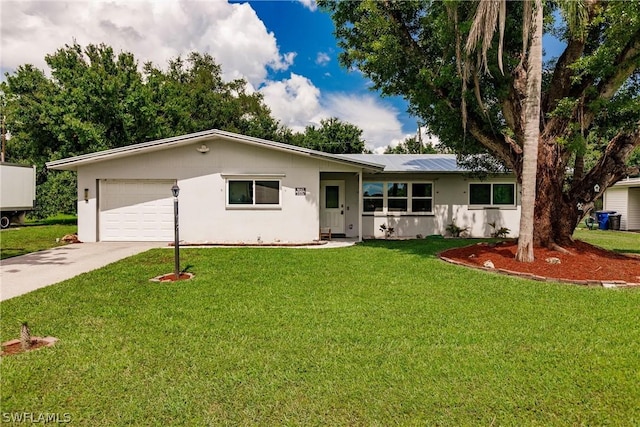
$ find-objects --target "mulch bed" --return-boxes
[1,337,59,357]
[440,240,640,286]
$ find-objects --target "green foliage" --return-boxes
[297,117,366,154]
[1,43,283,216]
[446,221,468,237]
[34,171,77,219]
[2,43,373,217]
[488,222,511,238]
[2,240,639,424]
[384,134,439,154]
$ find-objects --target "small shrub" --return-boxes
[379,223,395,238]
[488,222,510,238]
[446,222,468,238]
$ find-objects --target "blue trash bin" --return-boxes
[596,211,616,230]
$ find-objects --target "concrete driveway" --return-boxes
[1,242,166,301]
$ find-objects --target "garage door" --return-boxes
[99,180,174,241]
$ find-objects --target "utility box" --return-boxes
[0,163,37,228]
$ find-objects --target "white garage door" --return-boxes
[99,180,174,241]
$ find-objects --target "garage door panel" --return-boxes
[100,180,174,241]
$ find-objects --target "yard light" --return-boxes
[172,184,180,279]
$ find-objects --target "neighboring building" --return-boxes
[47,129,521,243]
[603,177,640,231]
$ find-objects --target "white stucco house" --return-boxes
[46,129,522,243]
[603,177,640,231]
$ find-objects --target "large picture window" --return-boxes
[363,181,433,214]
[469,182,515,206]
[228,179,280,207]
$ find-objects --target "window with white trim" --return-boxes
[227,179,281,207]
[363,181,433,214]
[469,182,515,206]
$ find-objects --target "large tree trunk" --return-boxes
[533,129,640,247]
[515,0,543,262]
[532,138,576,247]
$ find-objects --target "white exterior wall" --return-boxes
[627,188,640,230]
[603,187,628,230]
[361,174,521,239]
[77,139,361,243]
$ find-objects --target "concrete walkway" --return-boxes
[1,242,165,301]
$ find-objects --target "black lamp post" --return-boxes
[171,184,180,279]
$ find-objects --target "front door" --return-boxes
[320,180,345,234]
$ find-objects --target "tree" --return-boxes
[461,0,543,261]
[320,0,640,247]
[1,43,282,217]
[298,117,366,154]
[385,136,438,154]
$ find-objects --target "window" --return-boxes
[387,183,408,212]
[412,183,433,212]
[363,181,433,214]
[469,182,515,206]
[363,182,383,212]
[228,179,280,207]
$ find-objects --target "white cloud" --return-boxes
[323,94,405,151]
[260,73,323,132]
[315,52,330,66]
[0,0,294,87]
[260,75,407,151]
[296,0,318,12]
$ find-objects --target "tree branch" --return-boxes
[570,128,640,204]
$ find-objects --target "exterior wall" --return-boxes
[361,173,521,239]
[77,138,361,243]
[603,187,629,230]
[627,188,640,230]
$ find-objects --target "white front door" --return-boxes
[320,180,345,234]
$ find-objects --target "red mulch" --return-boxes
[440,240,640,285]
[1,338,56,356]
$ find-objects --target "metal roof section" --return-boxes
[339,154,468,173]
[46,129,385,172]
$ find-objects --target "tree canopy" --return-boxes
[1,43,368,216]
[320,0,640,245]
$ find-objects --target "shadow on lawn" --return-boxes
[360,236,491,259]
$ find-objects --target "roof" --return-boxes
[46,129,385,172]
[611,177,640,188]
[339,154,467,173]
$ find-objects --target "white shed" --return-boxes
[603,177,640,231]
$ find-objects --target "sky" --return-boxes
[0,0,423,153]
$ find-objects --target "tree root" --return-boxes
[549,242,573,255]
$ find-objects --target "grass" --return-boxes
[0,216,77,260]
[574,228,640,255]
[1,237,638,425]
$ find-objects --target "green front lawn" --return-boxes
[0,216,77,259]
[574,228,640,255]
[2,238,638,425]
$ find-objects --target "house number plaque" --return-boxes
[295,187,306,196]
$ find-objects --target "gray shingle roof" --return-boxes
[339,154,466,173]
